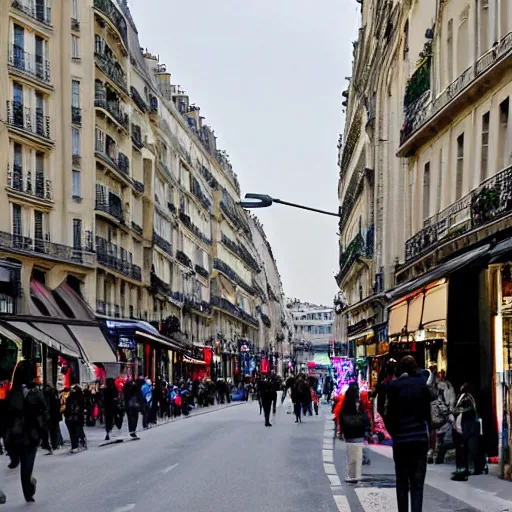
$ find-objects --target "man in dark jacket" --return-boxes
[384,356,431,512]
[259,376,274,427]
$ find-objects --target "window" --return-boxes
[72,0,78,20]
[12,203,22,238]
[13,82,23,105]
[437,148,444,212]
[447,19,454,84]
[72,80,80,108]
[95,127,104,152]
[499,97,510,169]
[479,0,489,56]
[72,36,79,59]
[72,127,80,156]
[423,161,431,221]
[13,24,24,50]
[73,219,82,249]
[403,20,409,59]
[481,112,490,181]
[72,170,81,198]
[457,10,469,75]
[34,211,44,241]
[456,134,465,200]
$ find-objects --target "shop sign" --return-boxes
[366,343,377,357]
[377,341,390,355]
[118,336,135,350]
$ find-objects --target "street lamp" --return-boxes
[240,193,341,218]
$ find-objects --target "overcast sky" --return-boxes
[130,0,359,306]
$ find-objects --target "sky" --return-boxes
[130,0,360,306]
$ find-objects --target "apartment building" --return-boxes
[335,0,512,473]
[0,0,287,386]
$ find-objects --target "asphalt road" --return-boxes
[0,400,339,512]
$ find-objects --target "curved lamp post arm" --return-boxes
[240,193,341,218]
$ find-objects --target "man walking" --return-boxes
[384,356,431,512]
[259,376,274,427]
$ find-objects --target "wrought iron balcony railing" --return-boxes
[191,176,211,211]
[93,0,128,47]
[94,95,129,130]
[179,212,211,245]
[131,123,144,149]
[72,154,81,168]
[6,101,51,140]
[71,18,80,31]
[213,258,255,295]
[133,180,144,194]
[130,86,147,112]
[210,295,259,328]
[221,233,260,272]
[8,45,51,83]
[7,164,52,200]
[131,221,143,236]
[95,193,123,222]
[117,152,129,176]
[11,0,52,26]
[71,106,81,125]
[335,227,374,286]
[405,165,512,262]
[153,232,173,257]
[195,264,209,279]
[0,231,94,265]
[94,50,127,92]
[176,250,192,268]
[96,236,141,281]
[401,32,512,147]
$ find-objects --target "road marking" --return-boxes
[328,474,341,486]
[113,505,135,512]
[333,495,350,512]
[323,449,334,462]
[162,463,179,474]
[324,463,337,474]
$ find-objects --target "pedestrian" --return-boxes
[311,386,319,415]
[451,383,487,480]
[103,378,118,441]
[65,385,86,453]
[384,355,431,512]
[5,360,48,503]
[42,384,62,452]
[123,379,143,438]
[339,383,371,484]
[271,374,279,415]
[139,378,152,429]
[291,375,309,423]
[377,359,396,419]
[259,375,274,427]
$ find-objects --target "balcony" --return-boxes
[11,0,52,26]
[210,295,259,328]
[179,212,211,245]
[335,227,374,286]
[117,152,129,176]
[213,258,255,295]
[95,192,123,222]
[153,232,173,258]
[220,190,251,235]
[168,202,177,214]
[72,154,81,168]
[71,106,81,125]
[131,221,143,236]
[96,300,120,317]
[399,32,512,155]
[183,297,212,316]
[7,165,53,201]
[0,231,95,266]
[130,86,147,112]
[261,313,271,328]
[195,264,209,279]
[8,45,51,85]
[71,18,80,31]
[94,49,127,93]
[404,165,512,263]
[176,250,192,268]
[94,93,129,131]
[96,236,141,281]
[6,101,51,142]
[221,233,260,272]
[93,0,128,48]
[131,123,144,149]
[150,270,172,298]
[133,180,144,194]
[191,177,211,211]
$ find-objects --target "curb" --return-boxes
[95,401,247,447]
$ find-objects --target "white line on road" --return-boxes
[113,505,135,512]
[162,463,179,474]
[322,449,334,462]
[324,463,337,475]
[328,474,341,486]
[333,495,350,512]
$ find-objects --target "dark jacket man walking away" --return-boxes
[5,360,48,503]
[259,376,274,427]
[124,380,143,437]
[384,356,431,512]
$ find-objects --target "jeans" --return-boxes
[65,420,80,450]
[10,445,37,501]
[393,442,428,512]
[105,410,114,434]
[294,402,302,422]
[262,399,272,425]
[303,402,313,416]
[272,392,277,414]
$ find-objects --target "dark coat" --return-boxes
[384,373,431,445]
[65,388,85,425]
[123,381,143,411]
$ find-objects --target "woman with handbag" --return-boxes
[340,383,371,483]
[451,383,487,481]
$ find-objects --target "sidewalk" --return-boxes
[367,444,512,512]
[53,400,246,453]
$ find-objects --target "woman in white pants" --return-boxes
[340,384,371,484]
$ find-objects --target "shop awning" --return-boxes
[348,328,374,342]
[134,330,183,352]
[68,325,116,363]
[183,355,207,365]
[53,283,94,321]
[387,244,490,301]
[389,300,408,336]
[489,237,512,263]
[5,321,80,358]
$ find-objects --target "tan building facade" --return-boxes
[336,0,512,472]
[0,0,287,384]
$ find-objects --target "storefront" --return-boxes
[387,279,448,372]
